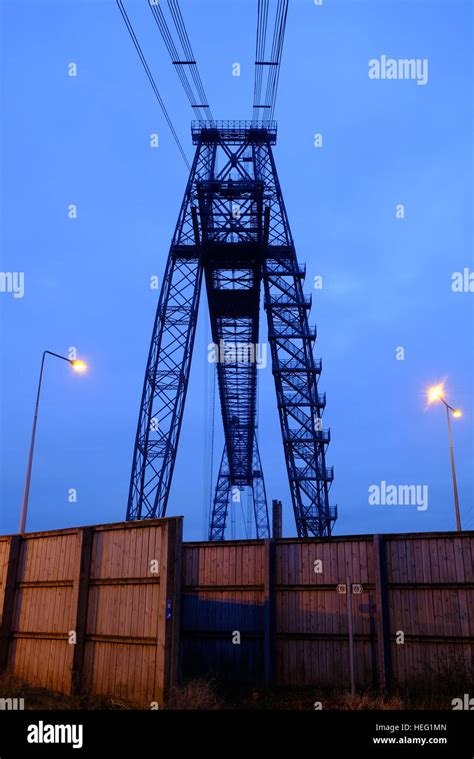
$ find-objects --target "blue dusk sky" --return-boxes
[1,0,473,539]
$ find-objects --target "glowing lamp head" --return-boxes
[427,383,444,404]
[71,360,87,373]
[452,409,462,418]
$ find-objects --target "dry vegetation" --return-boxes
[168,679,222,710]
[0,672,131,710]
[1,664,471,711]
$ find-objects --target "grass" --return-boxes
[226,686,404,711]
[396,663,474,710]
[1,665,472,710]
[0,672,131,710]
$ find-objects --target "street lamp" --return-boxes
[19,351,88,533]
[427,382,462,531]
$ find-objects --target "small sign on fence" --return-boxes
[352,583,363,594]
[336,583,347,594]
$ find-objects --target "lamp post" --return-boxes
[19,351,87,533]
[427,383,462,532]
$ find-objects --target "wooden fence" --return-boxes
[1,524,472,700]
[0,518,182,706]
[181,531,474,688]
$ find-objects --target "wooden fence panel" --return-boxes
[275,537,377,687]
[8,530,79,693]
[82,521,173,705]
[0,518,182,706]
[385,533,474,685]
[180,540,267,683]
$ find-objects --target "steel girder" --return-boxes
[127,120,336,539]
[208,445,231,541]
[253,141,337,537]
[250,435,270,538]
[126,142,214,520]
[209,433,269,541]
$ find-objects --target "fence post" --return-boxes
[154,517,183,706]
[263,538,276,688]
[373,534,392,691]
[164,517,182,701]
[0,535,22,672]
[71,527,93,694]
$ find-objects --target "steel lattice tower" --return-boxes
[127,120,337,539]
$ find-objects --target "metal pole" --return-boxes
[19,351,75,533]
[272,499,282,539]
[346,575,356,696]
[445,403,462,531]
[19,353,47,533]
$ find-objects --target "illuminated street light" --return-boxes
[71,360,87,373]
[19,351,88,533]
[427,383,444,404]
[426,382,462,531]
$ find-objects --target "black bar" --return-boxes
[0,711,472,757]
